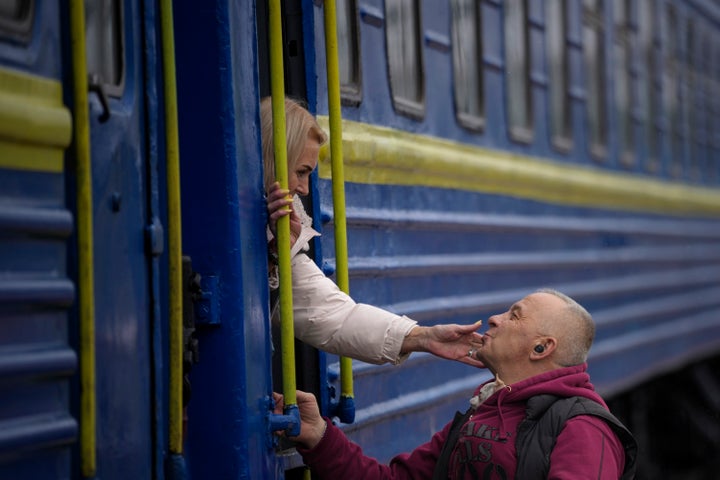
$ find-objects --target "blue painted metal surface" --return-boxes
[0,1,62,75]
[84,0,155,475]
[317,179,720,462]
[309,0,720,464]
[2,0,719,478]
[174,1,275,478]
[0,2,76,479]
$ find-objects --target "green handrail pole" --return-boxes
[323,0,354,404]
[268,0,298,410]
[69,0,97,475]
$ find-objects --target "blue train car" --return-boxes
[1,1,719,479]
[307,3,720,478]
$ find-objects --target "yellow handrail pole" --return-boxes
[69,0,96,475]
[269,0,298,410]
[323,0,353,401]
[159,0,184,455]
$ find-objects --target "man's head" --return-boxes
[476,289,595,383]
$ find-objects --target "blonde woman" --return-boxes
[262,97,483,366]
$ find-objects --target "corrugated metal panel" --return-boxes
[0,197,77,474]
[320,181,720,462]
[0,64,75,476]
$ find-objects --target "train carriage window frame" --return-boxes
[699,31,714,181]
[0,0,34,42]
[504,0,533,144]
[582,0,609,161]
[450,0,484,132]
[663,5,683,178]
[384,0,425,119]
[337,0,362,106]
[706,33,720,182]
[613,0,635,168]
[639,0,660,173]
[546,0,572,153]
[686,20,701,180]
[85,0,125,97]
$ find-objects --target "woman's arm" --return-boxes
[267,185,484,366]
[291,253,415,364]
[291,254,484,366]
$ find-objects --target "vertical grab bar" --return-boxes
[323,0,355,423]
[267,0,301,436]
[159,0,185,460]
[69,0,97,476]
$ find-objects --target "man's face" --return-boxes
[477,292,562,369]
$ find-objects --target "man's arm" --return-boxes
[274,390,449,480]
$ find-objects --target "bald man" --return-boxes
[276,289,637,479]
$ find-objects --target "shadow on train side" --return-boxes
[607,352,720,480]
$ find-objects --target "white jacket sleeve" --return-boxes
[290,253,417,365]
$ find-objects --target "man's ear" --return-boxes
[531,337,557,359]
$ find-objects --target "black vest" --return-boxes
[433,395,637,479]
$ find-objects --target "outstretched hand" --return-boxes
[401,322,486,368]
[267,182,301,248]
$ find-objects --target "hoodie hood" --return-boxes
[471,363,606,409]
[466,363,606,445]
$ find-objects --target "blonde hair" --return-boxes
[260,97,328,193]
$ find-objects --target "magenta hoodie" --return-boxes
[299,364,626,479]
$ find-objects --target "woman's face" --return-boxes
[288,135,320,196]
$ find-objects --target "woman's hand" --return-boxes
[267,182,301,248]
[401,322,486,368]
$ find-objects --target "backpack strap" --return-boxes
[515,395,638,479]
[432,407,473,480]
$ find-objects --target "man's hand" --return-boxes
[401,322,485,368]
[267,182,301,247]
[272,390,327,449]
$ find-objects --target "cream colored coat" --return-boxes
[269,197,416,365]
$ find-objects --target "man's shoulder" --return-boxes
[524,394,604,419]
[524,395,628,438]
[516,394,638,479]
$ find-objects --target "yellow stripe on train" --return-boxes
[0,67,72,173]
[317,117,720,218]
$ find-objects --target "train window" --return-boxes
[337,0,361,105]
[385,0,425,118]
[546,0,571,151]
[583,0,608,160]
[639,0,659,172]
[687,23,700,179]
[700,32,713,181]
[504,0,533,143]
[85,0,124,94]
[613,0,633,167]
[708,39,719,179]
[664,5,683,177]
[450,0,484,131]
[0,0,33,40]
